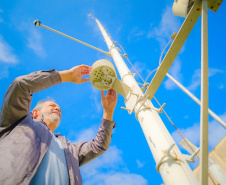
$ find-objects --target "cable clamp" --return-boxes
[141,82,149,92]
[123,54,128,59]
[156,143,177,172]
[121,107,134,113]
[121,88,141,114]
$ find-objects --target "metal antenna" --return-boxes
[33,20,111,57]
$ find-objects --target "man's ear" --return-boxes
[32,110,39,118]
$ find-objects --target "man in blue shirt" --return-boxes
[0,64,117,185]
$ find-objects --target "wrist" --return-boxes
[59,70,71,82]
[103,110,114,121]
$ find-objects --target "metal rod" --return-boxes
[144,1,201,101]
[200,0,209,184]
[33,20,111,57]
[166,73,226,129]
[95,18,199,185]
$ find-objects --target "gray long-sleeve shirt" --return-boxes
[0,70,115,185]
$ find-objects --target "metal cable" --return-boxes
[159,39,173,65]
[119,45,145,83]
[144,69,157,83]
[125,57,145,83]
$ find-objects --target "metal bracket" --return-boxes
[135,95,151,120]
[156,143,177,172]
[121,90,141,114]
[121,106,134,113]
[183,148,200,163]
[121,72,136,81]
[121,84,142,114]
[151,103,166,113]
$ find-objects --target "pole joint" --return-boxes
[121,72,136,81]
[156,143,178,172]
[135,95,150,120]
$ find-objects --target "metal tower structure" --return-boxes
[34,0,224,184]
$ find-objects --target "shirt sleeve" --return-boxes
[0,70,62,129]
[76,118,116,167]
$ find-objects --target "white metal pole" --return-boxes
[166,73,226,129]
[200,0,209,184]
[95,18,199,185]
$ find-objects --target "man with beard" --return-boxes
[0,64,117,185]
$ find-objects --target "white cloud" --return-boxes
[136,160,145,168]
[129,61,151,82]
[73,127,147,185]
[0,36,18,63]
[0,9,3,23]
[0,65,9,79]
[171,113,226,149]
[74,126,98,144]
[147,6,181,50]
[218,84,224,89]
[90,86,102,114]
[164,59,183,90]
[187,68,224,91]
[81,145,124,178]
[128,27,146,42]
[18,22,47,58]
[27,28,47,58]
[83,172,147,185]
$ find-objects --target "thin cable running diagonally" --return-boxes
[120,45,145,83]
[144,38,172,84]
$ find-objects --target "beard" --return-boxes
[42,110,61,128]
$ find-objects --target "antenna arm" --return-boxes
[33,20,112,57]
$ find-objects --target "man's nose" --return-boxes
[54,106,61,112]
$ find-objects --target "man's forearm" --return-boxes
[0,70,61,128]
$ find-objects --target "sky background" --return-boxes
[0,0,226,184]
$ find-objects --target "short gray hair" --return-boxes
[33,99,56,111]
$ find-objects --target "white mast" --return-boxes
[95,18,199,185]
[200,0,209,184]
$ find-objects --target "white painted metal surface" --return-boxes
[208,158,226,184]
[166,73,226,129]
[200,0,209,184]
[95,18,199,185]
[144,1,201,101]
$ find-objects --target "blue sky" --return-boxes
[0,0,226,184]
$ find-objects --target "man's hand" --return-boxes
[101,89,117,121]
[59,65,92,84]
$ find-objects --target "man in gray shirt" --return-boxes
[0,64,117,185]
